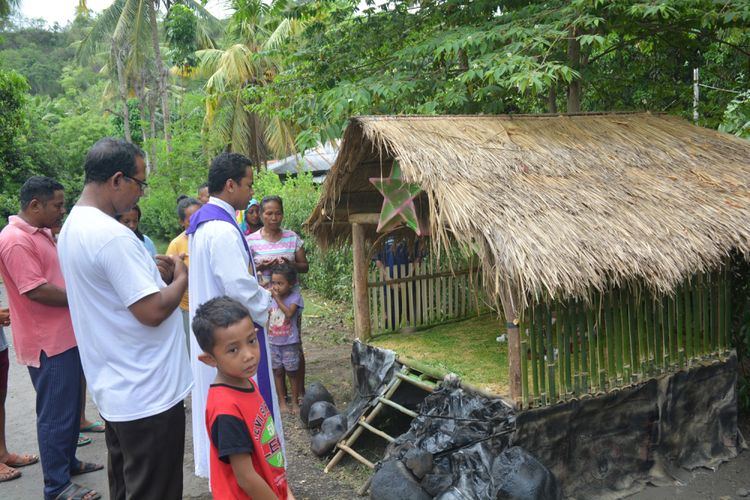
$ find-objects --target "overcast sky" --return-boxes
[20,0,231,26]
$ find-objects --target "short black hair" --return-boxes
[19,176,64,210]
[270,263,297,285]
[260,195,283,214]
[207,153,252,195]
[198,182,209,191]
[83,137,145,184]
[192,296,252,353]
[176,196,201,222]
[115,205,144,241]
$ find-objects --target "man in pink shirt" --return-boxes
[0,177,103,500]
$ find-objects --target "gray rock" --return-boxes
[403,448,433,479]
[308,401,339,429]
[737,487,749,497]
[300,382,334,425]
[370,459,431,500]
[310,414,347,457]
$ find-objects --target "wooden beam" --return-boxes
[352,222,372,341]
[348,213,381,225]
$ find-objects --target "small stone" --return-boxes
[737,488,749,497]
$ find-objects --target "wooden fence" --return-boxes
[519,268,732,407]
[367,259,488,335]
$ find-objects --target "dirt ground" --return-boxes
[2,285,750,499]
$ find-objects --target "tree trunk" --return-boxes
[134,72,148,144]
[147,90,158,171]
[113,43,132,143]
[149,0,172,155]
[567,28,582,113]
[548,84,558,113]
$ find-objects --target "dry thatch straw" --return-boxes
[305,112,750,315]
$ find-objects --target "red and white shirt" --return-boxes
[206,379,287,499]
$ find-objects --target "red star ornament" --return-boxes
[369,160,425,236]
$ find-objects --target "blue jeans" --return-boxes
[28,347,82,499]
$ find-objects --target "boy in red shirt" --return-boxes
[192,296,294,500]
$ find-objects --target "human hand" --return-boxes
[171,255,187,281]
[0,307,9,327]
[155,255,176,283]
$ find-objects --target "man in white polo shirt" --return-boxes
[58,138,192,500]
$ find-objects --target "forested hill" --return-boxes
[0,18,82,97]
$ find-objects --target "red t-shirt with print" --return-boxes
[205,379,287,499]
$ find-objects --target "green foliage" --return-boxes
[0,68,29,197]
[250,0,750,149]
[165,3,199,71]
[720,90,750,139]
[138,92,212,240]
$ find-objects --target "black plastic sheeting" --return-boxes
[347,343,742,499]
[346,340,398,428]
[512,352,745,498]
[372,378,562,499]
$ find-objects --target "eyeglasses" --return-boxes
[123,174,149,191]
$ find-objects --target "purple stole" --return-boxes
[186,203,275,412]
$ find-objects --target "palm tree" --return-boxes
[0,0,19,18]
[197,0,302,165]
[77,0,218,160]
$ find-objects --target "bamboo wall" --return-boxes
[367,259,488,335]
[519,268,732,407]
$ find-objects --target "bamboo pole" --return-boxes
[618,288,629,381]
[586,301,597,392]
[644,294,654,374]
[636,289,646,376]
[570,301,580,394]
[536,304,547,404]
[604,294,614,386]
[676,286,684,367]
[545,303,557,401]
[577,300,588,393]
[664,297,677,366]
[684,282,693,362]
[520,324,529,407]
[351,223,371,341]
[627,292,638,381]
[529,305,539,403]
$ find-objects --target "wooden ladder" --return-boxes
[324,364,439,477]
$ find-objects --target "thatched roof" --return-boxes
[305,113,750,314]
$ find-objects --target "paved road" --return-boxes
[1,338,212,499]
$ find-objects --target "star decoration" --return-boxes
[369,160,425,235]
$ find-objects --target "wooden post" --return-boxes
[351,222,371,341]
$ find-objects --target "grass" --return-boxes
[371,314,509,395]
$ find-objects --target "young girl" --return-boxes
[268,264,305,414]
[116,205,157,257]
[239,199,263,236]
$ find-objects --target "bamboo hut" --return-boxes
[305,112,750,407]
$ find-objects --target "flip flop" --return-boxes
[79,421,105,433]
[3,452,39,467]
[54,482,101,500]
[77,434,92,447]
[71,461,104,476]
[0,463,21,482]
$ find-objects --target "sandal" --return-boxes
[0,463,21,482]
[77,434,92,447]
[79,420,105,433]
[71,461,103,476]
[2,452,39,467]
[54,482,101,500]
